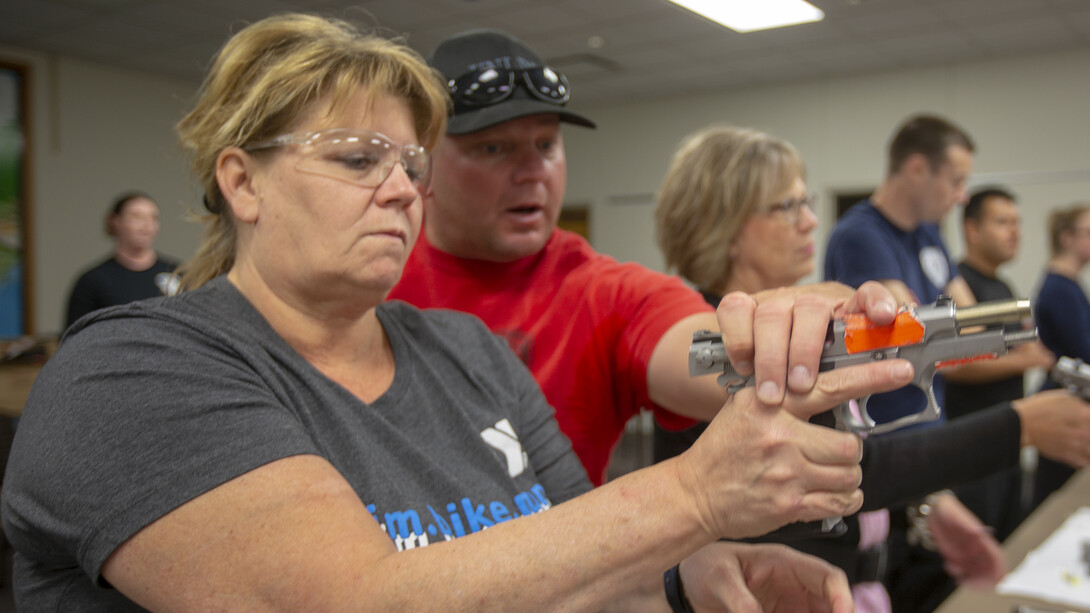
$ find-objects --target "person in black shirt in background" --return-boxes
[941,186,1056,597]
[948,188,1055,430]
[64,191,179,329]
[946,187,1055,534]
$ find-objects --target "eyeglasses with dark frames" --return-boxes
[762,194,817,226]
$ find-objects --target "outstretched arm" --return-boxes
[647,280,899,420]
[103,359,913,611]
[857,390,1090,512]
[859,404,1022,511]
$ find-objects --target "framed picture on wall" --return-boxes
[0,61,30,337]
[558,205,589,239]
[835,190,873,220]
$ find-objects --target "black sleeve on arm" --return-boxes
[859,404,1021,511]
[65,274,96,331]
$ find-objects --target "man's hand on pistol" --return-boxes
[667,280,908,540]
[714,280,899,406]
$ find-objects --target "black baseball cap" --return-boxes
[429,29,596,135]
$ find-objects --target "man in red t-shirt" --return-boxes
[389,29,904,488]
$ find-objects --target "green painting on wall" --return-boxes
[0,65,25,337]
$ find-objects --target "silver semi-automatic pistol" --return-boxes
[690,296,1037,435]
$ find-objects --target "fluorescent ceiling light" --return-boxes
[666,0,825,33]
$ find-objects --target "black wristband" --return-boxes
[663,564,695,613]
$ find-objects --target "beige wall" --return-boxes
[0,46,200,334]
[2,43,1088,333]
[565,47,1090,302]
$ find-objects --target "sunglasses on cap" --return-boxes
[448,66,571,108]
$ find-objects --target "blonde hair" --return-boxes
[654,125,804,293]
[175,13,448,289]
[1049,202,1090,257]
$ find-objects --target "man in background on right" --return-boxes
[825,114,979,423]
[946,186,1055,540]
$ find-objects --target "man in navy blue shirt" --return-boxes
[825,115,976,425]
[825,115,1026,613]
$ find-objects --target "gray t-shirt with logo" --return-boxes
[3,277,592,610]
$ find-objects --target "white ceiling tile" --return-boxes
[1065,9,1090,38]
[2,0,1089,104]
[131,37,231,75]
[573,0,678,22]
[320,0,463,30]
[594,44,692,73]
[836,5,945,36]
[489,4,600,34]
[122,3,238,38]
[1,0,99,43]
[182,0,305,23]
[967,14,1081,52]
[581,10,725,49]
[30,17,170,55]
[936,0,1055,22]
[3,0,96,22]
[755,21,847,47]
[803,41,893,65]
[877,30,984,60]
[713,52,813,77]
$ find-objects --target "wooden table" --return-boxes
[0,362,45,418]
[0,337,56,419]
[936,467,1090,613]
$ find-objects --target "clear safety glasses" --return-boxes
[448,66,571,107]
[246,129,431,192]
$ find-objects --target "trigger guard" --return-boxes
[865,380,942,435]
[834,395,875,434]
[909,378,943,426]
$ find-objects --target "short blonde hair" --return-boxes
[175,13,449,289]
[654,125,804,293]
[1049,202,1090,257]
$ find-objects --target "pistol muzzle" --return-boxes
[954,298,1032,329]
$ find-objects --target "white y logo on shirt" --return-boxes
[480,418,529,477]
